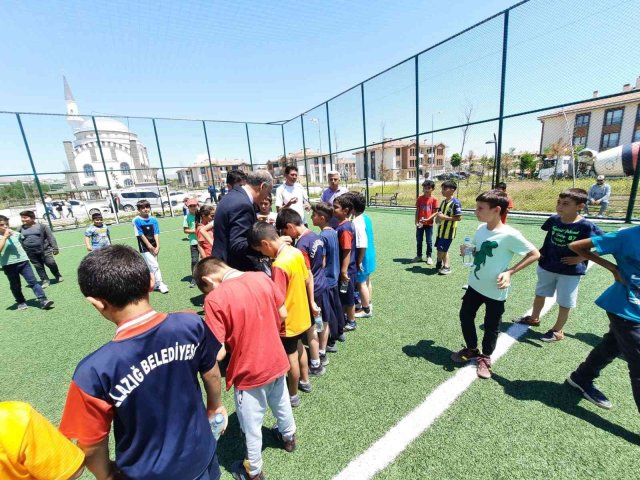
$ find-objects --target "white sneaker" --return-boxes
[355,305,372,318]
[426,257,433,265]
[158,283,169,294]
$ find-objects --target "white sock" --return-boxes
[310,359,320,368]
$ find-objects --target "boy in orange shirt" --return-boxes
[249,222,320,408]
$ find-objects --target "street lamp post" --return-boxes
[310,117,323,181]
[485,133,498,188]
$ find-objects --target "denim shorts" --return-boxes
[535,266,581,309]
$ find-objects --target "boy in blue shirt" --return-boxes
[333,195,358,332]
[351,192,376,319]
[84,213,111,252]
[567,226,640,412]
[60,245,225,480]
[312,202,344,350]
[133,200,169,294]
[517,188,603,342]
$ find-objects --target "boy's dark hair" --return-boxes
[284,165,298,175]
[350,192,366,214]
[496,182,507,190]
[275,208,303,230]
[422,180,435,189]
[198,205,215,218]
[476,189,509,215]
[0,215,9,223]
[263,194,273,204]
[559,188,588,205]
[312,202,333,220]
[441,180,458,191]
[193,257,228,291]
[248,221,279,247]
[333,194,353,212]
[77,245,150,308]
[227,169,247,187]
[19,210,36,219]
[136,200,151,210]
[91,212,103,220]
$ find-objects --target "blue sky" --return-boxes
[0,0,638,175]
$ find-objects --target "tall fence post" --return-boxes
[151,119,168,185]
[326,102,333,171]
[15,114,53,230]
[245,123,254,171]
[92,116,121,224]
[415,55,420,198]
[202,121,216,189]
[361,83,369,204]
[625,159,640,223]
[495,10,510,187]
[300,116,311,198]
[281,123,287,162]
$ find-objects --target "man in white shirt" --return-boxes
[275,165,310,223]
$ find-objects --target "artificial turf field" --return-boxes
[1,210,638,480]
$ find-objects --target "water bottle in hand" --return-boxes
[462,236,475,267]
[314,310,323,332]
[210,413,225,440]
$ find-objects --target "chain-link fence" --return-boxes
[1,0,639,230]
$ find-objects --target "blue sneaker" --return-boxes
[567,372,612,409]
[344,321,357,331]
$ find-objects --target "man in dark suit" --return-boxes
[213,169,273,271]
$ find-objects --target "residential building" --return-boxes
[266,149,345,184]
[538,77,640,154]
[175,155,250,188]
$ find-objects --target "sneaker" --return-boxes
[567,372,612,409]
[39,299,54,310]
[541,329,564,342]
[56,276,64,283]
[476,355,492,379]
[298,381,312,393]
[231,460,265,480]
[344,320,357,331]
[16,303,28,311]
[320,353,329,366]
[451,346,479,363]
[309,364,326,377]
[515,315,541,327]
[157,283,169,294]
[189,279,197,288]
[271,427,297,452]
[326,343,338,353]
[435,261,442,270]
[355,308,372,318]
[412,256,423,263]
[41,280,50,289]
[289,395,300,408]
[337,333,346,342]
[438,266,452,275]
[426,257,433,265]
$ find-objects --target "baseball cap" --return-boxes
[597,175,605,180]
[186,198,199,206]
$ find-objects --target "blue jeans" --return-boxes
[2,261,45,304]
[584,199,608,216]
[573,312,640,413]
[416,226,433,257]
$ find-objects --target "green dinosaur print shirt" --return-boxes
[468,224,536,301]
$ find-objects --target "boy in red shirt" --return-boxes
[194,257,296,480]
[413,179,439,264]
[197,205,215,258]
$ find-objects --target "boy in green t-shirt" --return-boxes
[183,198,200,287]
[0,215,53,310]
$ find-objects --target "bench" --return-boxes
[370,192,399,206]
[586,194,640,218]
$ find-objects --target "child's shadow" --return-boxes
[564,332,602,348]
[6,299,42,311]
[392,258,415,265]
[402,339,460,372]
[405,266,439,275]
[493,373,640,445]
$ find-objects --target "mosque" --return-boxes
[62,77,157,192]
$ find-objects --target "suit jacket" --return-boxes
[212,186,261,271]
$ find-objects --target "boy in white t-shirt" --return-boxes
[451,190,540,379]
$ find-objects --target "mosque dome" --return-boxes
[77,117,130,134]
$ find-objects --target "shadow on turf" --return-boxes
[493,374,640,446]
[402,340,461,372]
[565,332,603,348]
[392,258,415,265]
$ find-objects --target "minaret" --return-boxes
[64,76,84,130]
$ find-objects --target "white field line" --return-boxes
[334,263,595,480]
[58,227,185,251]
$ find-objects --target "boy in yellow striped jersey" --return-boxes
[435,181,462,275]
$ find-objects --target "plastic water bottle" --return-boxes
[210,413,224,440]
[462,236,475,267]
[314,310,324,332]
[339,280,349,294]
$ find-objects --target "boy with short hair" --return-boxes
[193,257,296,480]
[435,181,462,275]
[277,208,331,372]
[333,195,358,331]
[312,202,345,350]
[414,180,439,264]
[18,210,63,287]
[452,190,540,379]
[84,213,111,252]
[0,215,53,310]
[566,226,640,411]
[517,188,603,342]
[0,401,85,480]
[248,222,319,407]
[351,192,376,319]
[184,198,200,287]
[60,245,225,480]
[495,182,514,224]
[133,199,169,294]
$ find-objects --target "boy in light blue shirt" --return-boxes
[84,213,111,251]
[567,226,640,412]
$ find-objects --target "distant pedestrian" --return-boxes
[208,184,218,204]
[64,198,74,218]
[44,194,56,219]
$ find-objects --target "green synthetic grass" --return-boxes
[0,212,637,479]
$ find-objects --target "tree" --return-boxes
[519,152,537,178]
[544,138,571,184]
[460,100,474,158]
[450,153,462,172]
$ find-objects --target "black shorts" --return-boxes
[281,332,305,355]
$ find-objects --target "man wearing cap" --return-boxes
[183,198,200,287]
[585,175,611,216]
[321,170,349,228]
